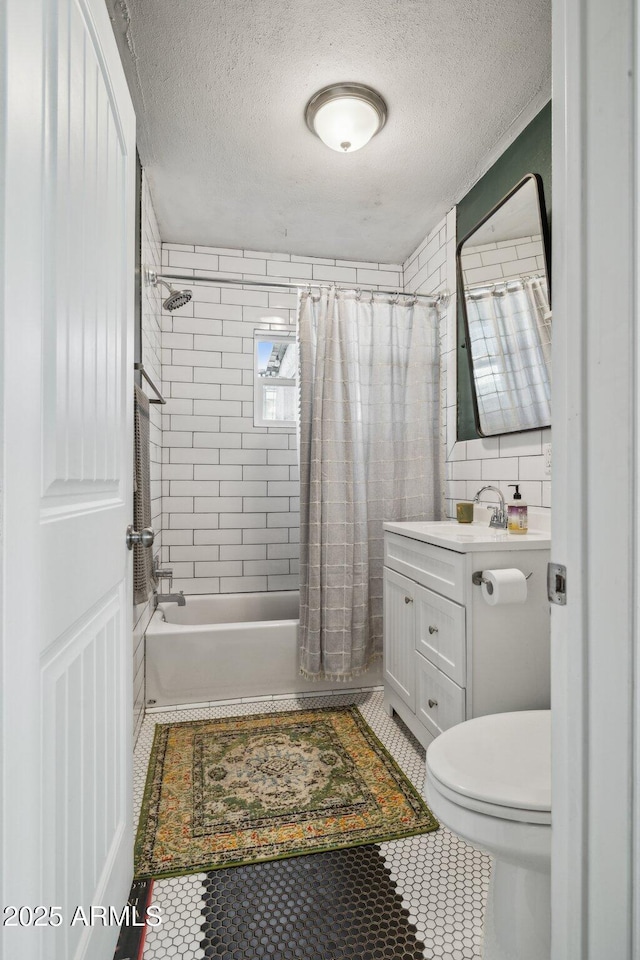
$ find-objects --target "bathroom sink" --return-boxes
[383,519,551,552]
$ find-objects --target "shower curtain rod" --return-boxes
[465,273,545,294]
[153,270,447,304]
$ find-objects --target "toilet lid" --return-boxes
[426,711,551,814]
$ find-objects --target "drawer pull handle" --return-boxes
[428,699,438,709]
[404,596,413,604]
[428,625,438,634]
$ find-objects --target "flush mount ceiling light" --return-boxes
[305,83,387,153]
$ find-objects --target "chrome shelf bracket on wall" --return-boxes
[135,362,166,404]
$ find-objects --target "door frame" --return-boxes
[0,0,136,956]
[552,0,638,956]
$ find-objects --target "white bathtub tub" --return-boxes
[145,591,381,707]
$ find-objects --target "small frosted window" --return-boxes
[254,331,297,428]
[262,383,297,423]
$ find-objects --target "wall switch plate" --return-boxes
[543,442,552,476]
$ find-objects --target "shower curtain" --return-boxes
[465,276,551,435]
[298,288,442,681]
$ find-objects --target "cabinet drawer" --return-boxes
[384,532,465,603]
[415,584,466,686]
[416,653,466,739]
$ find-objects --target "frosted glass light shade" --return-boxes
[314,98,379,152]
[305,83,387,154]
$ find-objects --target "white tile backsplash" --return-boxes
[452,459,483,481]
[499,431,543,456]
[465,437,500,460]
[480,457,520,480]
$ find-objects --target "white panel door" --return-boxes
[1,1,136,959]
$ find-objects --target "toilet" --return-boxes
[425,711,551,960]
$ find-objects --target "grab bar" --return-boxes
[135,362,166,405]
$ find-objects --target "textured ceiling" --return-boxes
[108,0,551,262]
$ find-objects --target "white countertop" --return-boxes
[383,519,551,553]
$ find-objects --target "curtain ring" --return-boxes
[369,288,375,303]
[355,287,362,301]
[392,291,400,305]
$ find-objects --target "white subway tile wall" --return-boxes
[133,174,164,741]
[461,234,546,286]
[403,210,552,520]
[160,244,403,594]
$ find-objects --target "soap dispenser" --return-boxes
[507,484,528,534]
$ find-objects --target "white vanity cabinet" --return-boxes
[383,521,551,750]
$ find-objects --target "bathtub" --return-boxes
[145,591,382,707]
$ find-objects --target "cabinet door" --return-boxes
[383,567,416,709]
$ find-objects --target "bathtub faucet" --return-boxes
[151,557,186,608]
[153,590,186,609]
[153,556,174,586]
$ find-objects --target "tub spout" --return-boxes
[153,591,186,610]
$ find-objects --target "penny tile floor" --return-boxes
[130,689,489,960]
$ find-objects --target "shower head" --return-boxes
[162,286,192,311]
[146,269,192,311]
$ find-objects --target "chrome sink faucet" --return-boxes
[473,485,508,529]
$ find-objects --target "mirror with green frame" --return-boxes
[457,173,551,437]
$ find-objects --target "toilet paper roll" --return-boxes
[481,568,528,606]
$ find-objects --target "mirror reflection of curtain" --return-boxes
[465,276,551,436]
[298,288,442,681]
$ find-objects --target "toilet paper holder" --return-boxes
[472,570,533,586]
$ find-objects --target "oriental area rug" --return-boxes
[134,705,438,879]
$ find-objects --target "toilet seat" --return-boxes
[426,710,551,825]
